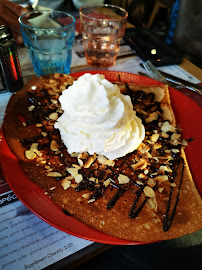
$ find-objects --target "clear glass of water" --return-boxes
[80,5,128,67]
[19,11,75,76]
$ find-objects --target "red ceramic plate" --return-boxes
[0,71,201,245]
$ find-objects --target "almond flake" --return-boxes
[158,187,164,193]
[118,174,130,184]
[153,143,162,149]
[49,112,58,120]
[161,121,176,133]
[36,123,43,127]
[171,133,181,141]
[70,152,79,157]
[84,154,96,168]
[151,133,159,143]
[47,172,62,177]
[171,149,180,153]
[105,159,115,167]
[159,165,172,173]
[71,184,79,188]
[181,139,188,146]
[97,155,107,165]
[28,105,35,112]
[25,150,36,160]
[145,112,158,123]
[171,183,177,187]
[30,143,38,153]
[82,192,93,200]
[77,158,84,167]
[144,186,155,198]
[78,152,89,159]
[42,132,47,137]
[72,164,81,169]
[131,160,147,171]
[61,178,71,190]
[66,167,79,177]
[50,140,59,151]
[161,132,169,138]
[154,175,168,182]
[75,174,83,184]
[103,179,111,187]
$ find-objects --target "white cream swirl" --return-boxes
[55,73,145,160]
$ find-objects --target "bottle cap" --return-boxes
[0,25,13,42]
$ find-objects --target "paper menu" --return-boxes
[0,201,92,270]
[0,178,92,270]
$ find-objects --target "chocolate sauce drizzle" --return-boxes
[163,159,184,231]
[19,80,185,232]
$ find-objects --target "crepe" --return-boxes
[3,73,202,242]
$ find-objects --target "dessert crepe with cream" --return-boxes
[3,73,202,242]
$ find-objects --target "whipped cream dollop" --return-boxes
[55,73,145,160]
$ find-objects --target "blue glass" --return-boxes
[19,11,75,76]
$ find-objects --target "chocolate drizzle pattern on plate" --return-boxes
[18,74,185,232]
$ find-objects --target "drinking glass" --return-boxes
[79,4,128,67]
[19,10,75,76]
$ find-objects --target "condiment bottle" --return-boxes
[0,25,23,92]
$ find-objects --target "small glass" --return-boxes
[19,10,75,76]
[80,4,128,67]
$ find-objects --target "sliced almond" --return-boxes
[74,174,83,184]
[181,139,188,146]
[78,152,89,159]
[171,133,181,141]
[82,192,93,200]
[171,149,180,154]
[153,143,162,149]
[159,165,172,173]
[146,196,157,211]
[144,186,155,198]
[158,187,164,193]
[105,159,115,167]
[131,160,147,171]
[145,112,158,123]
[70,152,79,157]
[154,175,168,182]
[118,174,130,184]
[42,132,47,137]
[161,121,176,133]
[84,154,96,168]
[50,140,59,151]
[147,177,156,188]
[47,172,62,177]
[171,183,177,187]
[97,155,107,165]
[61,178,71,190]
[77,158,84,167]
[49,112,58,120]
[30,143,38,153]
[25,150,36,160]
[66,167,79,177]
[103,179,111,187]
[151,133,159,143]
[28,105,35,112]
[71,184,79,188]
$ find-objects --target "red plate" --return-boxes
[0,71,201,245]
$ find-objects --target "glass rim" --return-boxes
[79,4,128,21]
[19,10,75,31]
